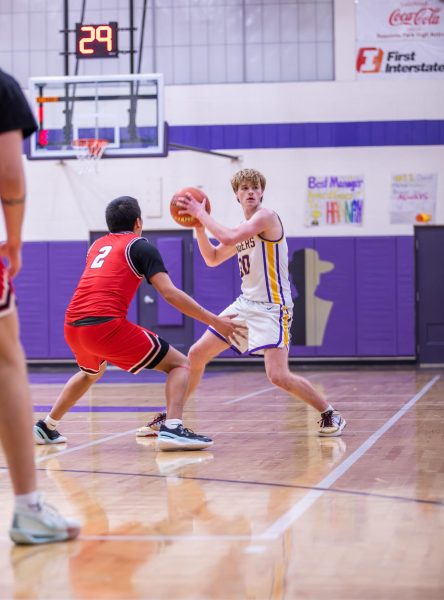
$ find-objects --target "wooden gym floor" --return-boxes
[0,364,443,599]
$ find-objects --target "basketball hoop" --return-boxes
[72,138,109,174]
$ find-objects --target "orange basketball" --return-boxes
[170,187,211,228]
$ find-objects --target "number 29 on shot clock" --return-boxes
[75,22,119,58]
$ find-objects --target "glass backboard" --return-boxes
[27,73,166,160]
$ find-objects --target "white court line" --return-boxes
[15,376,437,544]
[35,428,138,464]
[223,386,275,405]
[33,384,280,463]
[223,372,325,405]
[260,374,441,540]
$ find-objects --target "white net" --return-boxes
[72,138,109,174]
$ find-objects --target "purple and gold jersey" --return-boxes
[235,214,293,308]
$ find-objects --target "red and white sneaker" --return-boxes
[318,410,346,437]
[136,412,166,437]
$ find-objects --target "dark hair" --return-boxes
[105,196,141,233]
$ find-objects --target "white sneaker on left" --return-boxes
[9,501,80,545]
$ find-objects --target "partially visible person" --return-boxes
[34,196,244,451]
[0,68,80,544]
[176,168,346,437]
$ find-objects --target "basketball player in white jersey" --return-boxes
[175,168,346,437]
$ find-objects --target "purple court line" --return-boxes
[33,405,165,413]
[28,370,221,385]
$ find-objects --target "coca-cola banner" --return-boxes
[356,0,444,79]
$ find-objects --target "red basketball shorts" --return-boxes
[0,260,15,318]
[64,317,169,374]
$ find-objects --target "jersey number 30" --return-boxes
[238,254,250,277]
[90,245,112,269]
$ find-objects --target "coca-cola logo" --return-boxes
[389,7,441,26]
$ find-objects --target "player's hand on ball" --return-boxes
[170,187,210,228]
[177,193,208,220]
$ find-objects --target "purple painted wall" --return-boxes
[287,238,317,358]
[169,120,444,150]
[48,242,88,358]
[396,237,415,356]
[14,243,50,358]
[313,238,357,357]
[157,237,184,326]
[193,236,415,359]
[15,237,415,359]
[356,238,397,356]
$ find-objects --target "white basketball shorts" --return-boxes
[209,295,292,356]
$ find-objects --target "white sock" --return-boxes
[165,419,182,429]
[44,415,59,431]
[15,491,42,512]
[321,404,334,414]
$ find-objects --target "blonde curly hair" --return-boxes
[230,169,266,194]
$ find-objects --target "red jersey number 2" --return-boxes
[90,245,112,269]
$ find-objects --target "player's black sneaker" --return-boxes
[155,424,213,451]
[33,420,67,445]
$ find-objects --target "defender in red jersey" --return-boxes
[34,196,244,451]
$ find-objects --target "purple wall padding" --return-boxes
[356,238,397,356]
[396,237,415,355]
[14,243,50,358]
[193,240,239,357]
[157,237,183,326]
[48,242,88,358]
[13,237,415,360]
[314,238,357,357]
[287,238,317,357]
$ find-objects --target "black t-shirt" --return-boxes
[0,69,37,139]
[129,237,168,283]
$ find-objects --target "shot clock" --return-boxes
[75,22,118,58]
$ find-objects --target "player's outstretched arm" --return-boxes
[150,272,246,341]
[195,224,237,267]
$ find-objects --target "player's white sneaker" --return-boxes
[318,410,346,437]
[9,501,80,545]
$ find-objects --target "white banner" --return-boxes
[390,173,437,224]
[305,176,364,227]
[356,0,444,79]
[357,0,444,40]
